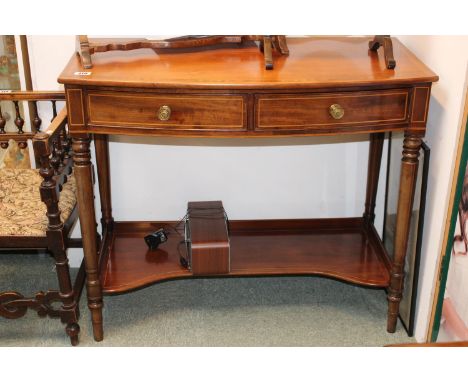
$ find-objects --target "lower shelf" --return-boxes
[100,217,392,294]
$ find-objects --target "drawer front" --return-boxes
[256,90,409,130]
[87,92,246,130]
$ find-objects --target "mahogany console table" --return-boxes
[58,36,438,342]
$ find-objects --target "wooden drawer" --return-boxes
[87,92,246,131]
[255,90,410,131]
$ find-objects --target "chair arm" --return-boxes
[33,108,72,191]
[0,91,64,101]
[33,107,68,147]
[32,108,73,231]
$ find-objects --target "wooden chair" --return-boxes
[0,91,85,345]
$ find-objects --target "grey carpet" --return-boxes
[0,253,414,346]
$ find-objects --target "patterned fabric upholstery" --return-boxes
[0,168,76,236]
[0,139,31,169]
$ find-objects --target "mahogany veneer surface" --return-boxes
[87,92,246,130]
[256,90,409,130]
[59,37,438,89]
[101,218,390,294]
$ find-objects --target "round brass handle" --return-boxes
[329,104,345,120]
[157,105,171,121]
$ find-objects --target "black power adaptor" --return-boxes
[144,228,168,250]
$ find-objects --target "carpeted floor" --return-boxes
[0,252,414,346]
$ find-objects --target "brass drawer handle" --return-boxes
[329,104,344,120]
[157,105,171,121]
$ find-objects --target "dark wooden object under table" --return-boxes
[186,200,230,275]
[0,91,85,345]
[58,36,438,342]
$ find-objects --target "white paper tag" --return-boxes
[0,90,12,93]
[74,71,92,76]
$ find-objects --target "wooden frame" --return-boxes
[76,35,396,72]
[428,87,468,342]
[77,35,290,71]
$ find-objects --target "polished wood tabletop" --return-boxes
[59,36,438,90]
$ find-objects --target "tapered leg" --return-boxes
[387,133,422,332]
[72,134,103,341]
[363,132,385,226]
[94,134,114,230]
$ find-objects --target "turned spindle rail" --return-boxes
[0,91,65,149]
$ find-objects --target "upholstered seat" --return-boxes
[0,168,76,236]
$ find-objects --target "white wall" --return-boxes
[25,35,468,343]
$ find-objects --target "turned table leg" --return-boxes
[94,134,114,230]
[363,132,385,226]
[387,133,422,332]
[72,134,104,341]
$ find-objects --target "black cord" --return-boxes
[165,212,189,237]
[177,239,189,268]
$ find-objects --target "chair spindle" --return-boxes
[15,101,29,149]
[51,100,57,121]
[50,137,61,176]
[13,101,24,135]
[32,101,42,132]
[0,104,7,149]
